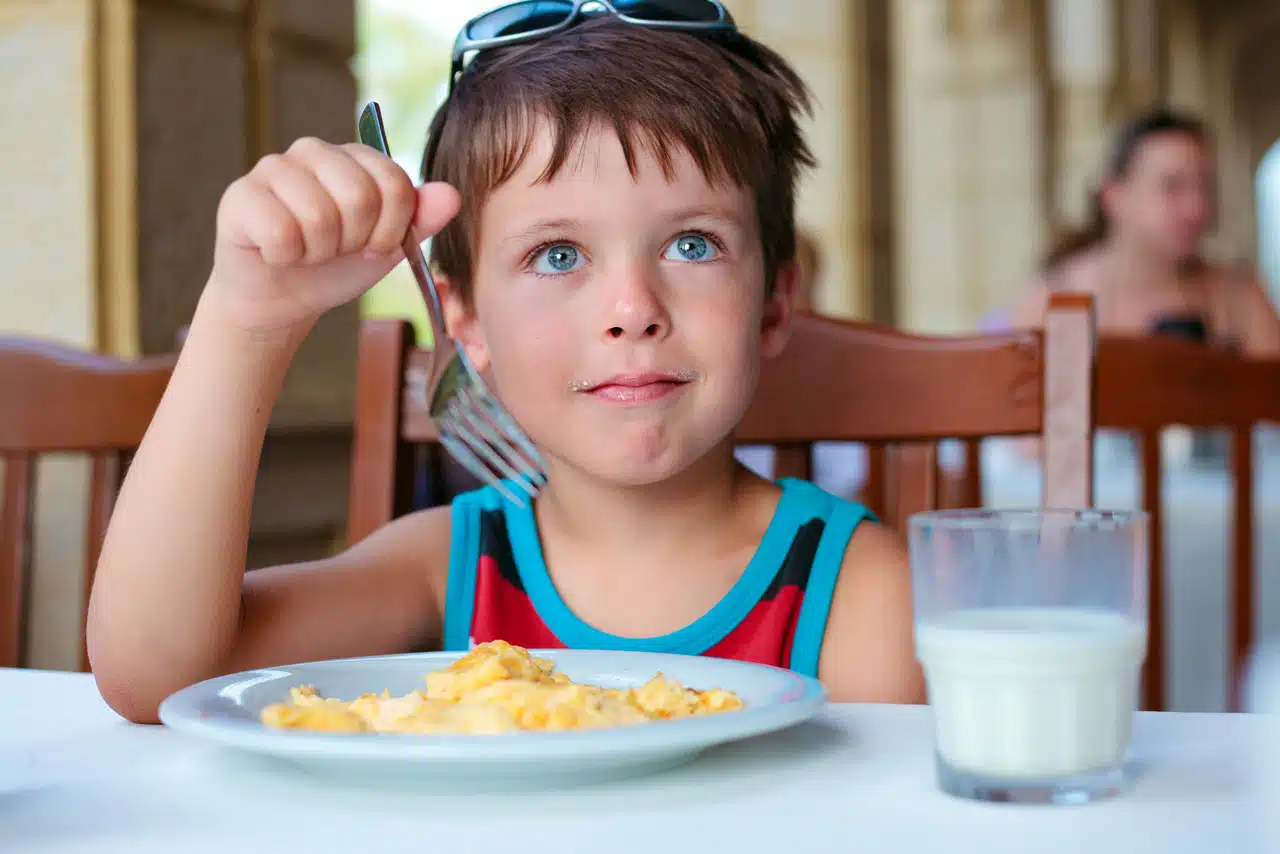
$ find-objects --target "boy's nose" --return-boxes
[601,270,670,341]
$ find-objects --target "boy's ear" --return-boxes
[760,259,798,360]
[436,274,491,373]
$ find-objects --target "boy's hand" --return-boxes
[207,137,461,335]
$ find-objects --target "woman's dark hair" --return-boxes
[1042,106,1209,271]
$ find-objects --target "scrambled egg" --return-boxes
[260,640,744,734]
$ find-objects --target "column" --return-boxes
[724,0,892,320]
[1046,0,1117,226]
[894,0,1049,333]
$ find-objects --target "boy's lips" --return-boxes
[574,371,695,404]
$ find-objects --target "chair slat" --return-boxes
[348,320,417,545]
[773,444,811,480]
[0,455,34,668]
[1140,430,1164,712]
[1230,426,1254,711]
[961,438,982,508]
[1041,293,1095,508]
[863,443,887,520]
[887,443,937,534]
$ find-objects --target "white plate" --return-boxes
[158,649,827,788]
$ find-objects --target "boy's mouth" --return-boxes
[574,371,695,404]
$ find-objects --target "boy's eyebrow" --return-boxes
[500,206,748,249]
[662,205,749,227]
[501,218,585,248]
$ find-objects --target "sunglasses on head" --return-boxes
[450,0,736,95]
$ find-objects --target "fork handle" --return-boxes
[400,231,451,357]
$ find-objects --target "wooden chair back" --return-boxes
[737,293,1096,529]
[1093,336,1280,711]
[0,338,175,670]
[349,293,1096,542]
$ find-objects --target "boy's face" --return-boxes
[444,120,794,486]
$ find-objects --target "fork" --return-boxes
[357,102,547,506]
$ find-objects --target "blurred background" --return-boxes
[3,0,1278,707]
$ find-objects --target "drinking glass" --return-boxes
[908,509,1148,805]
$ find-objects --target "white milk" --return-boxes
[916,608,1147,779]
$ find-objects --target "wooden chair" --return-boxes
[0,338,175,671]
[1092,337,1280,712]
[348,292,1096,541]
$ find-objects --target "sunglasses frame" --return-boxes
[449,0,736,96]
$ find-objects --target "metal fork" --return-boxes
[357,102,547,506]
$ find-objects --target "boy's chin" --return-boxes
[546,444,717,490]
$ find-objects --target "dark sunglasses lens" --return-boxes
[467,1,576,41]
[614,0,723,23]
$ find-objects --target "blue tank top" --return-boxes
[441,478,875,677]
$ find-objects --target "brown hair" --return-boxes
[420,17,814,299]
[1043,105,1209,271]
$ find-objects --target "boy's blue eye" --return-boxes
[664,234,717,263]
[532,244,583,275]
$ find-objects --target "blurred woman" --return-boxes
[1013,106,1280,354]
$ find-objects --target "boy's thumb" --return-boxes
[414,182,462,240]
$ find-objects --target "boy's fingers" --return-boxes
[301,142,385,257]
[256,154,342,263]
[219,177,306,266]
[343,143,419,256]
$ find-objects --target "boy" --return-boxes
[88,3,924,723]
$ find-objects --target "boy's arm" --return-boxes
[817,523,927,704]
[87,139,462,724]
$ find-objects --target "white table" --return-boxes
[1,669,1269,853]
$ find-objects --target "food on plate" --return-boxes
[259,640,744,734]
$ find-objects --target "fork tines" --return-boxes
[439,390,547,507]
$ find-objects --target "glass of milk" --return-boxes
[908,509,1148,805]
